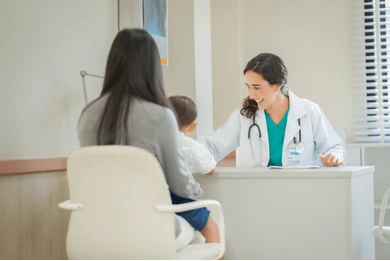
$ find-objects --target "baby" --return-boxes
[168,95,222,249]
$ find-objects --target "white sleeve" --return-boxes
[311,104,344,161]
[181,136,217,175]
[201,108,241,162]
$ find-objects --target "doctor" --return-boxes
[203,53,344,167]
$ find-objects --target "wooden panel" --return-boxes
[0,171,70,259]
[225,150,236,159]
[217,158,236,167]
[0,151,234,176]
[0,158,67,176]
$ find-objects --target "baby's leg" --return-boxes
[200,216,225,259]
[170,191,224,258]
[200,216,219,243]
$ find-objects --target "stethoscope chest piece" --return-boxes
[295,143,305,154]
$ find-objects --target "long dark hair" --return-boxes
[97,28,169,145]
[240,53,288,118]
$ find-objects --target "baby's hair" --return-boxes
[168,95,197,128]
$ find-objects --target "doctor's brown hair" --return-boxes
[240,53,288,118]
[168,95,197,128]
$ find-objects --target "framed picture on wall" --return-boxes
[143,0,168,66]
[118,0,168,67]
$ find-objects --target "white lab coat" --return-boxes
[202,91,344,167]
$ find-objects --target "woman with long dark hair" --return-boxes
[77,28,202,213]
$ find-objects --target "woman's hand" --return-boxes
[318,153,344,167]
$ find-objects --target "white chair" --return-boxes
[59,146,225,259]
[373,188,390,243]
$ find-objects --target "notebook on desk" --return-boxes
[269,165,320,169]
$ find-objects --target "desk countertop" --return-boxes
[206,165,375,179]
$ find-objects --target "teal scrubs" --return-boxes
[265,108,289,166]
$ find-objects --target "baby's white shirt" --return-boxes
[179,132,217,175]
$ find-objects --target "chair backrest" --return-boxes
[65,146,177,259]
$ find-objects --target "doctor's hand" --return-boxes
[318,153,344,167]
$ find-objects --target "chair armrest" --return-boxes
[155,199,219,213]
[58,200,83,210]
[155,199,225,259]
[377,188,390,242]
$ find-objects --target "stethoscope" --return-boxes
[248,114,305,164]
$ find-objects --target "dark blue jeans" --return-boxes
[170,190,210,231]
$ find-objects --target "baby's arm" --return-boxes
[182,137,217,175]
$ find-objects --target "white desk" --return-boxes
[195,166,375,260]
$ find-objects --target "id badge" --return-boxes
[288,145,301,164]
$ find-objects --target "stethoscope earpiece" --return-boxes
[294,118,304,153]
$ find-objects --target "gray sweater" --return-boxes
[77,94,203,200]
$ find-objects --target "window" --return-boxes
[351,0,390,142]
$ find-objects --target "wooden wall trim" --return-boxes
[0,158,67,176]
[226,150,236,159]
[0,150,236,176]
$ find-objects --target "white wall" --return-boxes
[0,0,198,160]
[163,0,196,99]
[211,0,243,128]
[0,0,118,159]
[212,0,353,142]
[0,0,355,159]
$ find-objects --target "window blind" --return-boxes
[350,0,390,143]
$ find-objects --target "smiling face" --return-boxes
[244,70,281,110]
